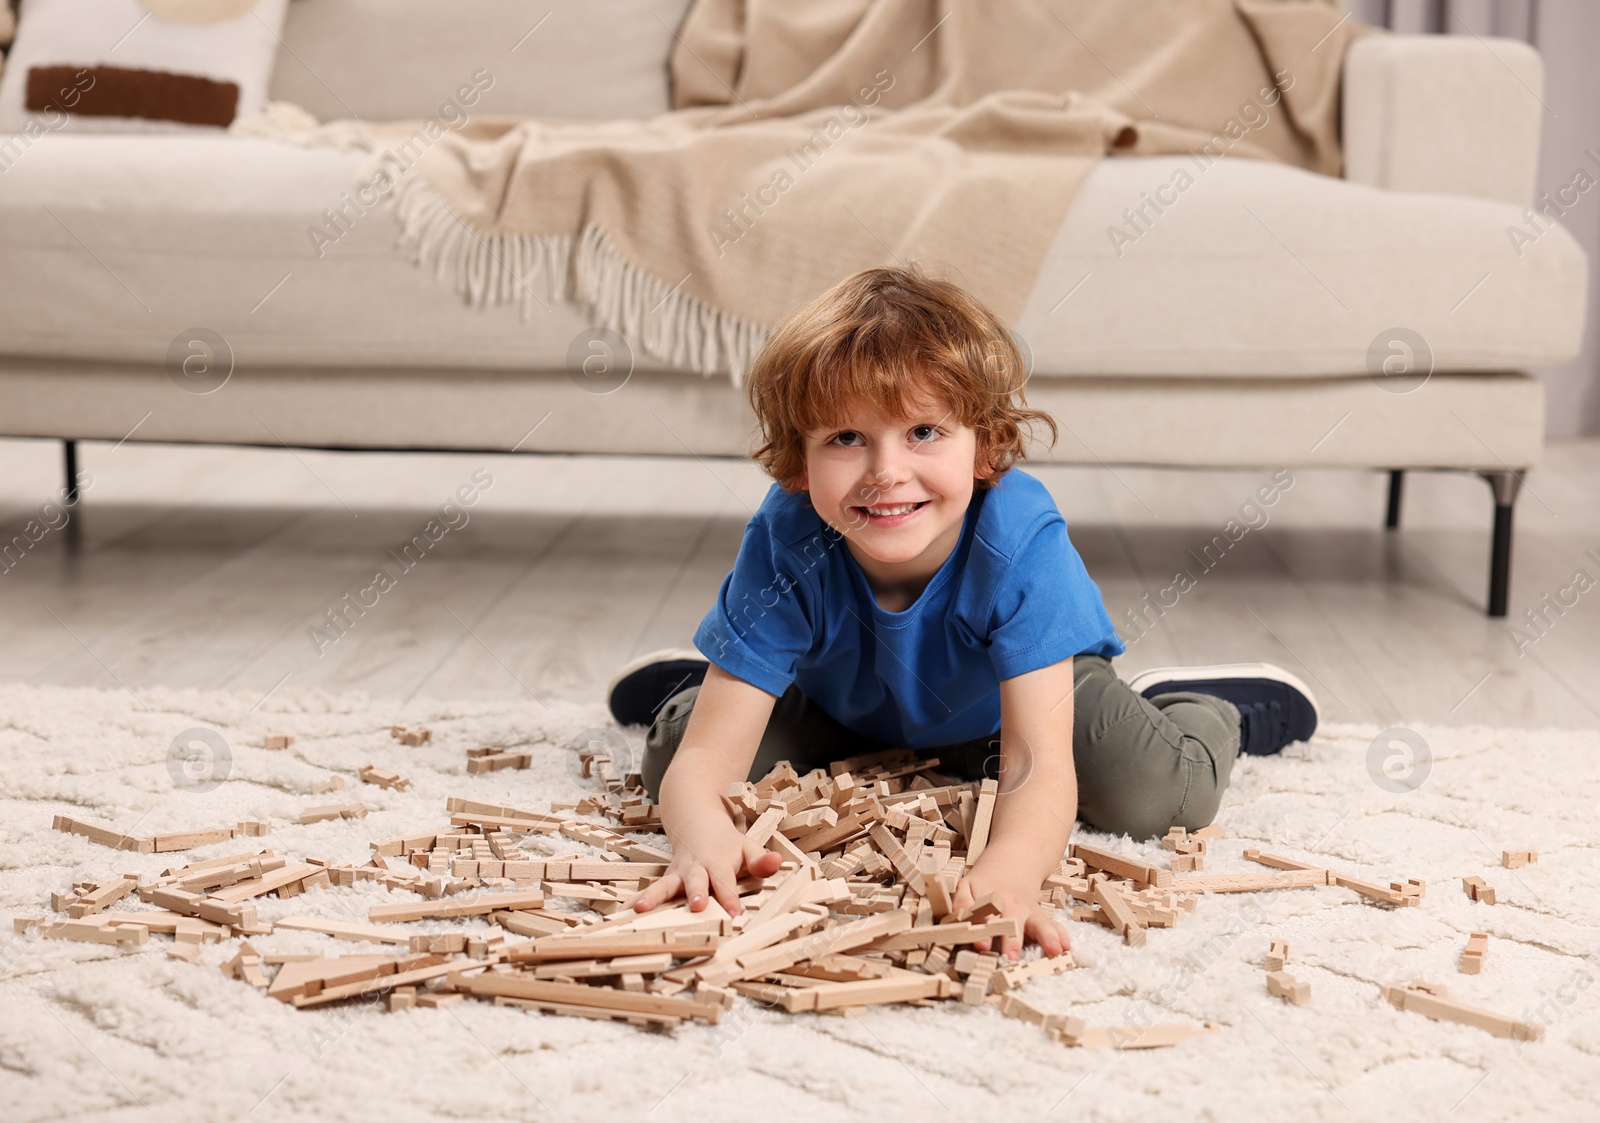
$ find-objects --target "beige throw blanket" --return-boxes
[376,0,1365,382]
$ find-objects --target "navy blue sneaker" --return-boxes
[607,648,710,727]
[1125,663,1319,756]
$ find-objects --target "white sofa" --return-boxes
[0,1,1587,617]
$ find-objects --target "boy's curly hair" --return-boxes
[746,265,1057,493]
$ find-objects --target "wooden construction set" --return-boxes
[21,737,1543,1045]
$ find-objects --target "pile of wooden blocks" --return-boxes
[28,740,1548,1048]
[1160,824,1219,872]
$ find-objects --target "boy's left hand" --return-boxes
[951,864,1071,962]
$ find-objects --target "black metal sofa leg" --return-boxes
[1479,470,1523,619]
[64,439,79,503]
[1385,469,1403,530]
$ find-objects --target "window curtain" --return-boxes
[1347,0,1600,437]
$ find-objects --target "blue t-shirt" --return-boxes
[693,468,1124,748]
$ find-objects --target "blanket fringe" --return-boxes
[386,159,769,385]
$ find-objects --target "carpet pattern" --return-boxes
[0,682,1596,1123]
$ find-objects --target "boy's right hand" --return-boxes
[623,820,783,917]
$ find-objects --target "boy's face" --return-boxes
[800,396,984,573]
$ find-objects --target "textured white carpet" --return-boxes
[1,682,1596,1123]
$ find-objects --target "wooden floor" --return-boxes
[2,434,1598,730]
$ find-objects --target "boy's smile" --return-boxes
[801,398,984,610]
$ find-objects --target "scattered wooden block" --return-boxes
[1068,1022,1221,1049]
[1265,939,1288,972]
[1461,932,1489,974]
[1090,879,1146,947]
[236,819,271,837]
[150,827,238,853]
[52,815,153,853]
[264,734,295,749]
[391,725,433,747]
[16,916,149,948]
[1072,843,1172,889]
[1501,850,1537,869]
[1267,970,1310,1005]
[368,889,545,923]
[1462,876,1497,905]
[966,779,997,863]
[299,803,368,825]
[359,764,412,791]
[1382,981,1540,1041]
[1170,852,1203,873]
[466,747,532,774]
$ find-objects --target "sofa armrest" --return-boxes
[1342,34,1543,206]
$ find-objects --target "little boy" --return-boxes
[608,266,1317,960]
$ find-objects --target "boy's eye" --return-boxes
[829,431,863,447]
[910,425,940,443]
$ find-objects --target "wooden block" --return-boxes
[1161,827,1188,852]
[1501,850,1537,869]
[1242,850,1331,877]
[466,750,532,774]
[966,779,998,862]
[1090,880,1146,947]
[290,956,483,1008]
[992,952,1076,992]
[1072,843,1171,888]
[460,973,721,1024]
[67,877,138,918]
[52,815,152,853]
[23,916,149,948]
[1461,932,1489,974]
[1265,939,1288,972]
[166,942,202,963]
[358,764,412,791]
[299,803,368,825]
[1071,1022,1221,1049]
[235,819,271,837]
[1382,982,1540,1041]
[1267,970,1310,1005]
[264,734,295,749]
[391,725,433,746]
[854,915,1021,954]
[1190,824,1225,841]
[208,864,324,903]
[1171,870,1326,894]
[1170,852,1203,873]
[414,992,465,1009]
[150,827,238,853]
[1333,875,1414,907]
[368,889,545,923]
[810,972,944,1010]
[275,915,416,945]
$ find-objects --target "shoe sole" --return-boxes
[1125,661,1321,727]
[606,647,710,727]
[606,648,706,697]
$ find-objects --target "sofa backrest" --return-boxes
[268,0,694,122]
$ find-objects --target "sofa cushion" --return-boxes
[268,0,694,123]
[0,136,1584,380]
[0,0,289,132]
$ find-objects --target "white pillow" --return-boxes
[0,0,288,133]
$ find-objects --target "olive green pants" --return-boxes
[642,655,1241,841]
